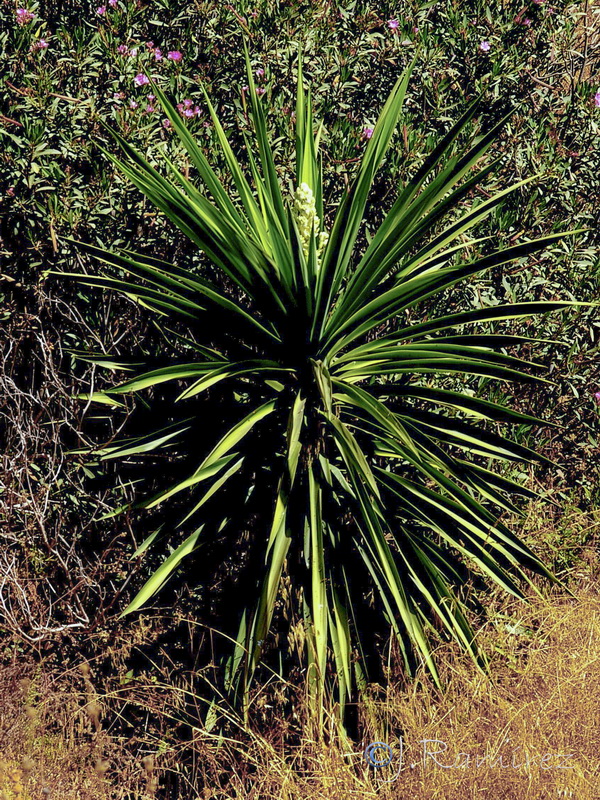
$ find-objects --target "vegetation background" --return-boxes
[0,0,599,796]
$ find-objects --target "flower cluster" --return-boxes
[292,183,328,267]
[30,38,49,52]
[145,41,163,60]
[98,0,117,15]
[176,98,202,118]
[16,8,35,24]
[595,91,600,108]
[242,84,266,95]
[117,43,181,61]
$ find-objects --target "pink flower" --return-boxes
[97,6,106,15]
[362,126,374,139]
[480,40,491,52]
[162,118,172,129]
[134,73,149,86]
[167,50,182,61]
[412,26,419,34]
[183,98,193,108]
[6,187,15,197]
[145,41,155,50]
[117,44,128,55]
[255,67,265,78]
[594,91,600,108]
[256,86,266,96]
[145,104,155,113]
[183,108,194,118]
[594,391,600,402]
[523,17,532,26]
[387,18,399,29]
[533,0,544,4]
[242,84,249,92]
[193,106,202,116]
[113,91,125,99]
[16,7,35,24]
[129,99,138,109]
[109,0,118,6]
[129,48,138,57]
[147,93,155,101]
[154,48,163,61]
[30,38,49,51]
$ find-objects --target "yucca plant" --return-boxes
[61,48,587,720]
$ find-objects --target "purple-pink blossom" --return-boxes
[176,100,202,118]
[167,50,182,61]
[129,99,138,109]
[16,7,35,24]
[594,391,600,402]
[594,91,600,108]
[387,18,399,29]
[256,86,266,96]
[162,119,172,129]
[109,0,118,6]
[97,6,106,15]
[30,38,49,51]
[113,91,125,100]
[134,73,149,86]
[145,105,155,113]
[129,48,138,57]
[480,40,491,52]
[523,17,532,26]
[117,44,129,55]
[362,126,374,139]
[154,48,163,61]
[255,67,265,78]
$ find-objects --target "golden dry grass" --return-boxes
[193,590,600,800]
[1,505,599,800]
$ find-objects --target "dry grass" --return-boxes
[188,590,600,800]
[1,509,599,800]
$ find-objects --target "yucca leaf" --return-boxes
[120,526,204,616]
[315,56,418,334]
